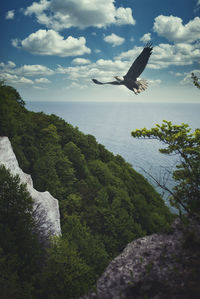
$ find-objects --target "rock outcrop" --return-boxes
[0,136,61,236]
[82,220,200,299]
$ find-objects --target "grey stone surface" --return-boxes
[81,219,199,299]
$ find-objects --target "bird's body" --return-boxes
[92,43,153,95]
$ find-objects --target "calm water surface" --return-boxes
[26,101,200,202]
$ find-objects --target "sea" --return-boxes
[26,101,200,205]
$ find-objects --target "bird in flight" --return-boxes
[92,43,153,95]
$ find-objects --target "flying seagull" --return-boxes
[92,43,153,95]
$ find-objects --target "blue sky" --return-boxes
[1,0,200,102]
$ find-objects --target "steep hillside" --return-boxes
[0,82,173,298]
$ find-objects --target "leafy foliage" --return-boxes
[191,72,200,89]
[0,166,42,299]
[0,83,173,298]
[132,120,200,219]
[39,237,93,299]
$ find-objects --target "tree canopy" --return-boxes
[191,72,200,90]
[0,166,43,299]
[132,120,200,220]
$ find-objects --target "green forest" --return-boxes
[0,82,173,298]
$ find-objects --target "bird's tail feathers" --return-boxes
[136,79,148,94]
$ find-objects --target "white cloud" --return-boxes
[17,64,54,76]
[194,0,200,13]
[55,57,162,90]
[104,33,125,47]
[4,39,199,91]
[96,59,126,71]
[18,77,34,84]
[24,0,50,15]
[0,62,54,87]
[5,40,199,89]
[0,61,16,71]
[153,15,200,43]
[11,38,21,48]
[6,10,15,20]
[35,77,51,83]
[140,33,151,43]
[169,71,186,77]
[115,7,135,26]
[148,79,161,85]
[65,82,88,89]
[0,61,54,79]
[57,57,128,83]
[7,61,16,68]
[116,46,144,61]
[151,43,200,69]
[72,58,91,65]
[0,73,34,85]
[0,61,16,72]
[117,43,200,69]
[23,0,135,30]
[12,29,91,57]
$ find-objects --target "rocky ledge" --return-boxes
[82,219,200,299]
[0,136,61,236]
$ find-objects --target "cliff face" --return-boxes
[0,136,61,236]
[81,219,200,299]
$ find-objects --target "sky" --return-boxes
[0,0,200,102]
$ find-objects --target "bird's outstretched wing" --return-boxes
[92,79,121,85]
[92,79,104,84]
[124,43,153,81]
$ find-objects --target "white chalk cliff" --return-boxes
[0,136,61,236]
